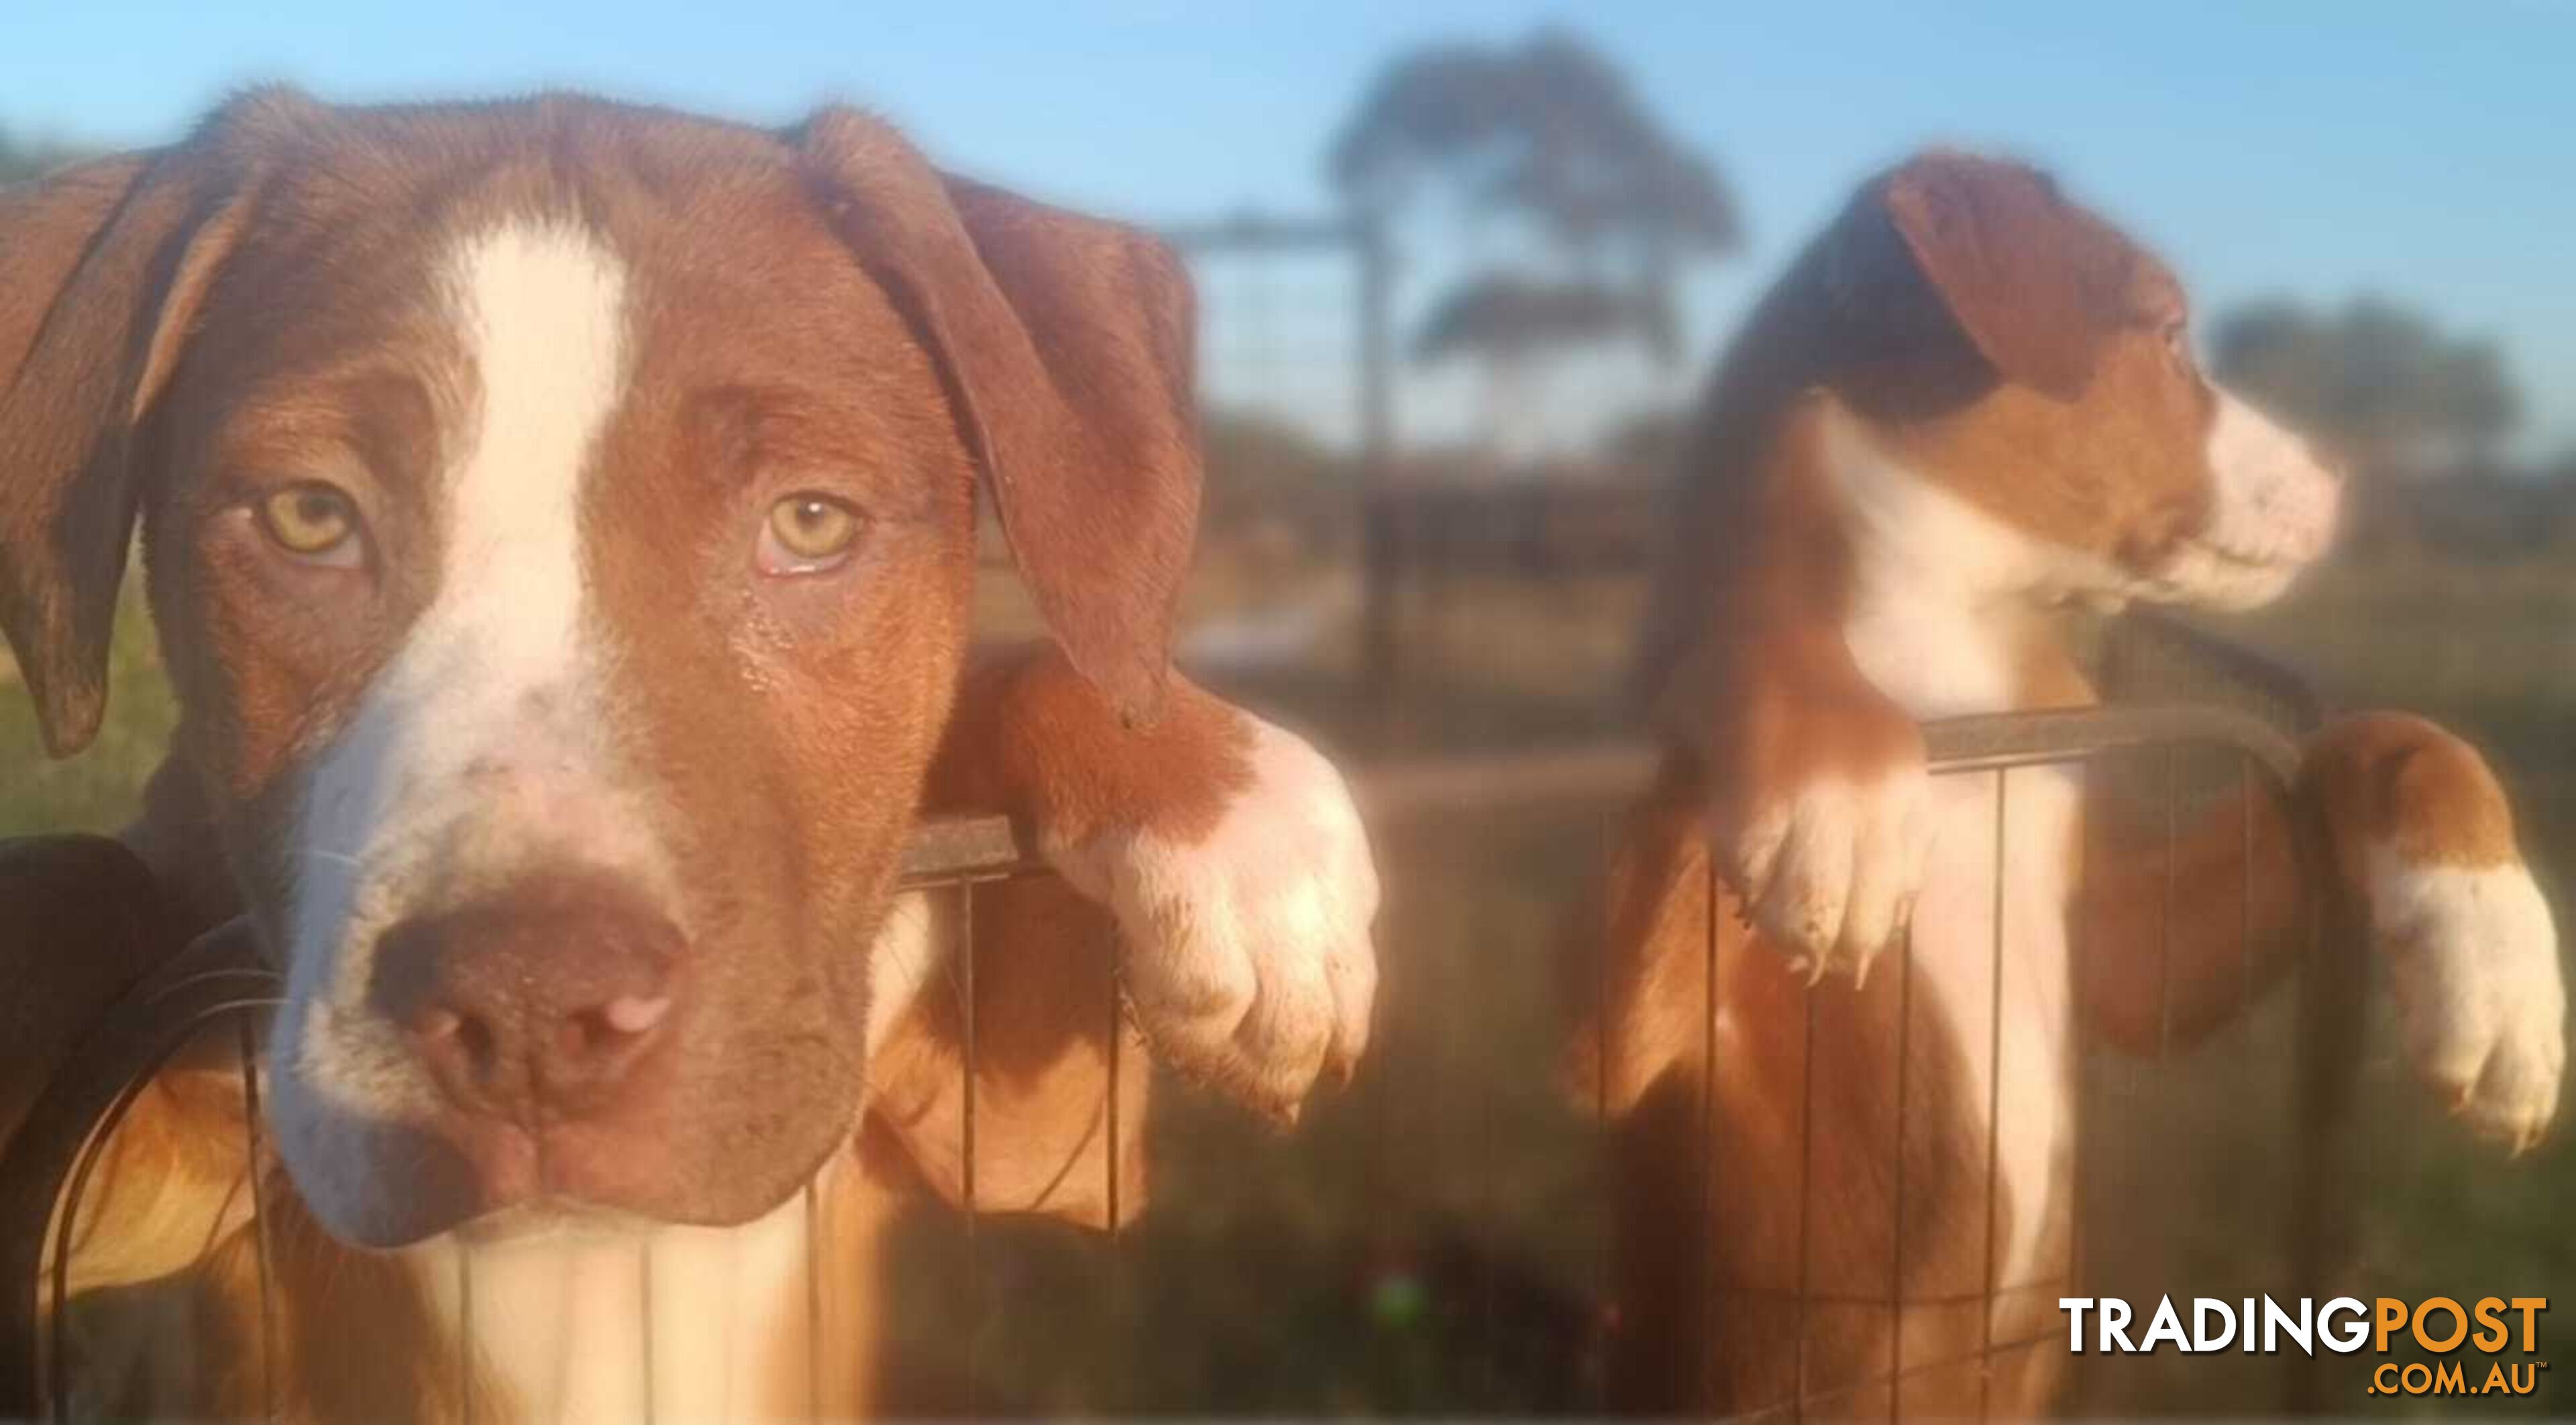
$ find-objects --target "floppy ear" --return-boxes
[1866,151,2132,402]
[0,142,262,755]
[861,879,1150,1230]
[793,109,1199,725]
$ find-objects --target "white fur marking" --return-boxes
[1046,717,1379,1114]
[864,891,940,1056]
[1821,406,2082,1302]
[1760,394,2337,1328]
[417,1196,810,1422]
[1731,772,1931,984]
[274,219,657,1235]
[2367,847,2565,1150]
[1825,405,2088,715]
[1908,765,2080,1294]
[2154,388,2340,609]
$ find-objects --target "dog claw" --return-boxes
[1721,770,1931,992]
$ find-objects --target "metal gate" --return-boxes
[1660,700,2357,1419]
[0,821,1057,1420]
[0,618,2364,1419]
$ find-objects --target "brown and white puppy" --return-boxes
[1578,152,2563,1415]
[37,740,1313,1420]
[1,90,1377,1417]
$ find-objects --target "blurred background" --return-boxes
[7,2,2575,1414]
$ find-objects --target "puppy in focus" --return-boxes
[0,89,1378,1419]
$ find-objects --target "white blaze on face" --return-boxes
[277,219,666,1143]
[2154,387,2341,609]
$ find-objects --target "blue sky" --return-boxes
[8,1,2573,454]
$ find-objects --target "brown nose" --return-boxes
[372,874,684,1122]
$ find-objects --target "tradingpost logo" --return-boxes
[2061,1296,2548,1399]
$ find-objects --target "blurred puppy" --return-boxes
[1575,151,2563,1416]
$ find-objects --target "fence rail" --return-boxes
[0,625,2362,1418]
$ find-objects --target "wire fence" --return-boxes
[0,616,2367,1420]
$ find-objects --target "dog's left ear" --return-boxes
[1871,151,2134,402]
[0,91,329,756]
[794,109,1199,725]
[0,148,260,755]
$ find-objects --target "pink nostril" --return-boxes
[599,993,672,1036]
[373,877,685,1118]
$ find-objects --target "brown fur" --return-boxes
[0,90,1209,1243]
[2303,712,2520,871]
[928,641,1255,847]
[1585,150,2534,1417]
[800,115,1202,724]
[52,1061,908,1420]
[32,819,1165,1419]
[1,89,1289,1416]
[1568,755,2012,1414]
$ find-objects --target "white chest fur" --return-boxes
[392,895,941,1422]
[1904,766,2078,1291]
[1829,408,2088,1296]
[413,1194,814,1423]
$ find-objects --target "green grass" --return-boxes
[0,589,177,837]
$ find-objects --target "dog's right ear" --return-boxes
[1837,150,2135,403]
[0,103,291,756]
[793,110,1201,726]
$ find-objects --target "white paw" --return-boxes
[1051,719,1379,1120]
[1721,769,1933,987]
[2370,850,2567,1153]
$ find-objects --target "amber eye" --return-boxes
[254,484,362,566]
[760,493,864,574]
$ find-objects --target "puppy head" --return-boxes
[1817,150,2339,610]
[0,91,1198,1246]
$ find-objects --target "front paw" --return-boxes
[1053,719,1379,1122]
[2370,851,2566,1153]
[1712,737,1932,988]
